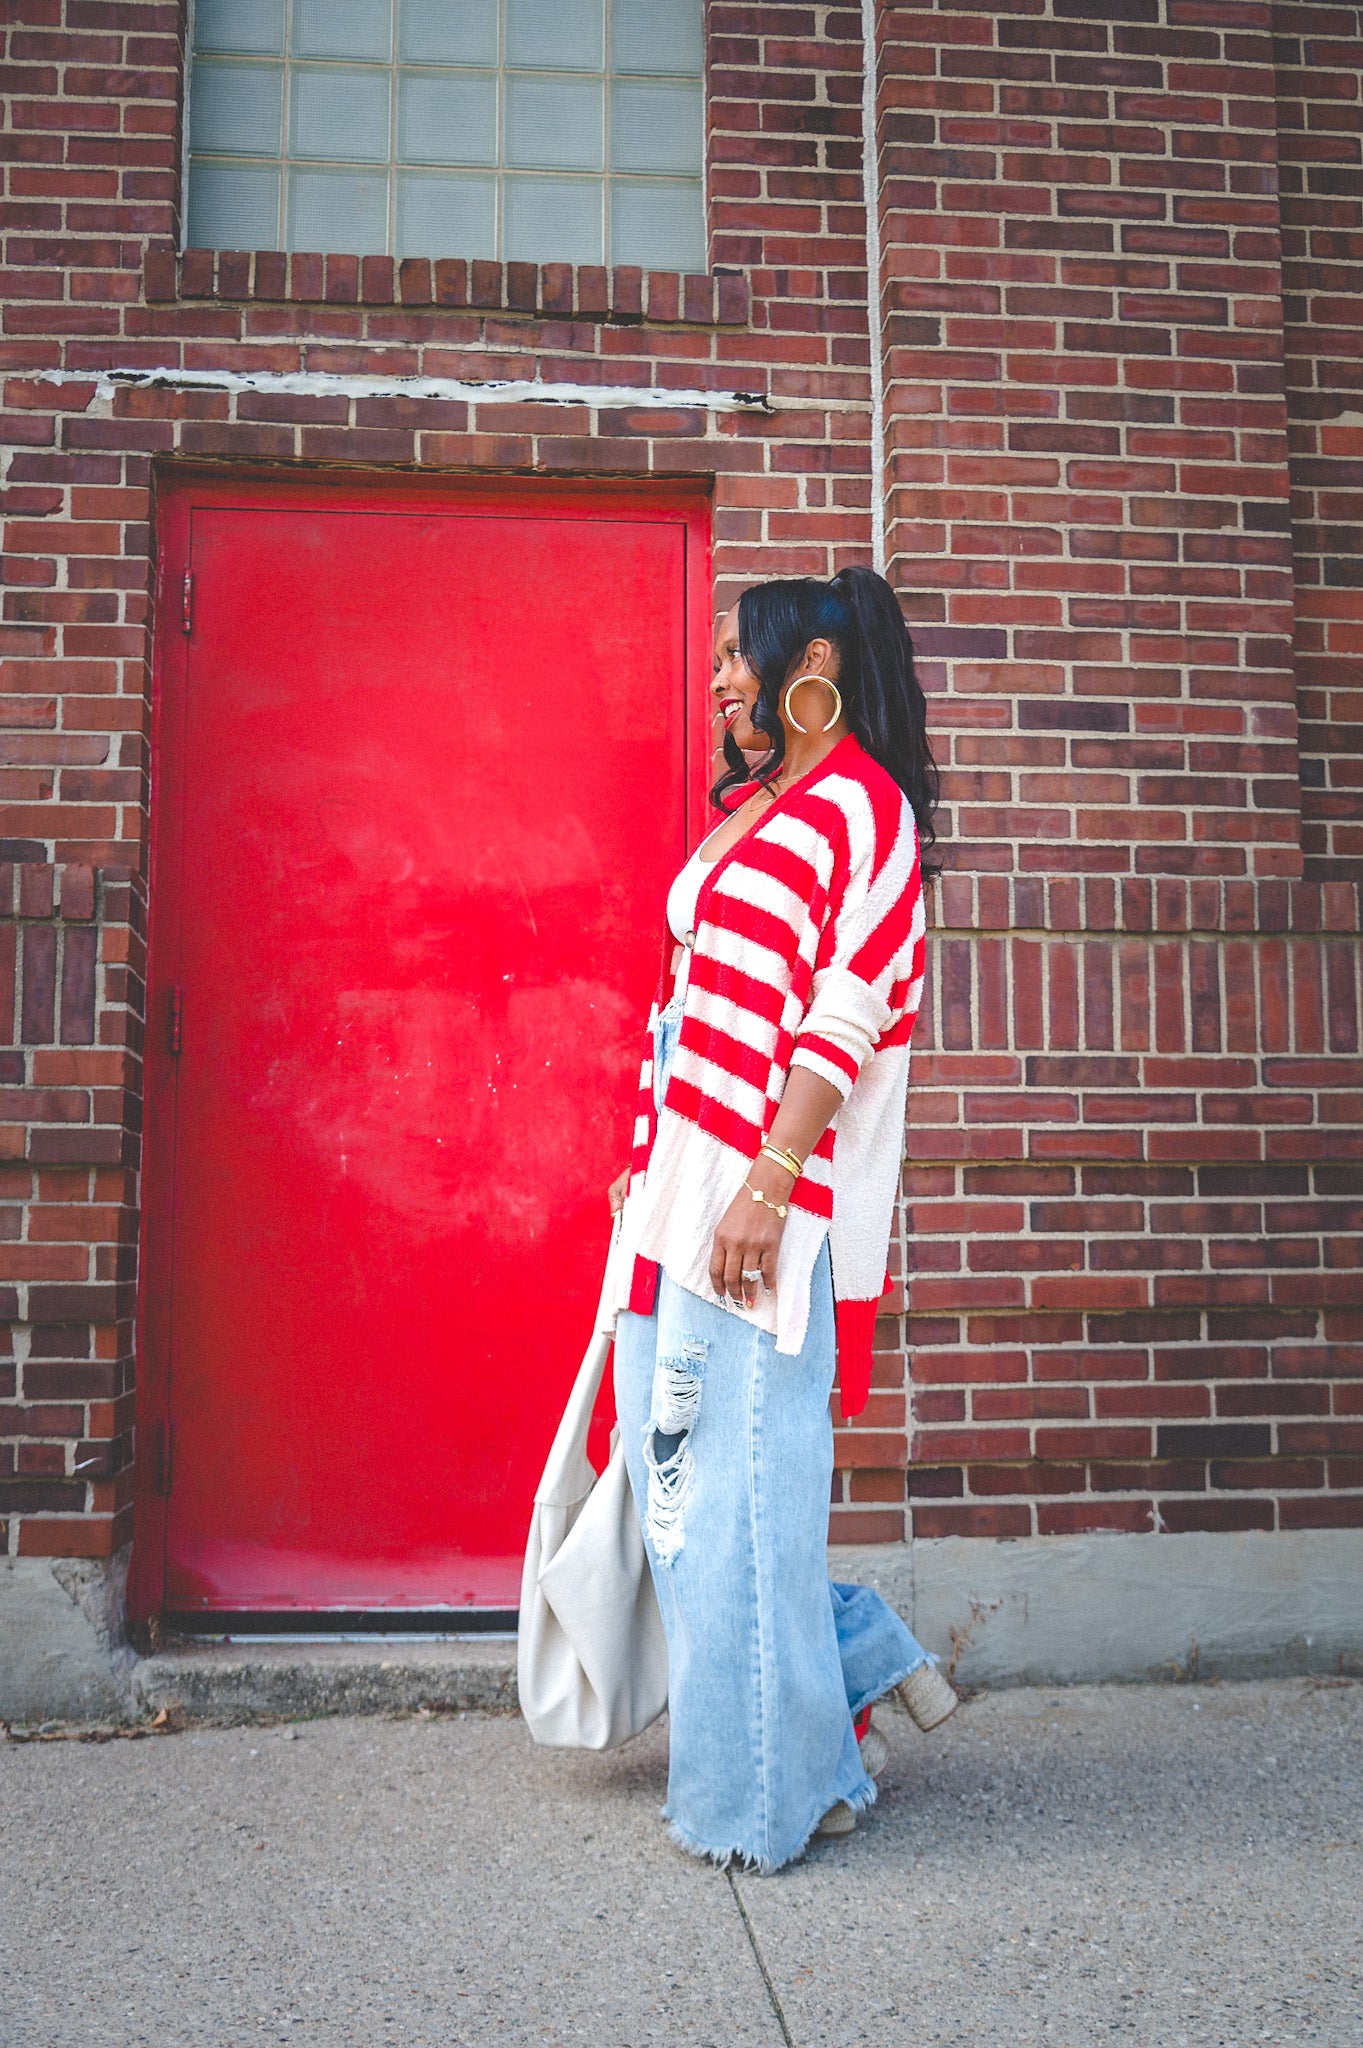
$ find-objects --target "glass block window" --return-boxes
[184,0,706,270]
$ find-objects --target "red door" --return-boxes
[134,475,709,1616]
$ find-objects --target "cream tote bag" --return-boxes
[517,1220,668,1750]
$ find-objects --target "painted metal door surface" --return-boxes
[139,477,706,1613]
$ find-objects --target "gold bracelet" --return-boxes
[759,1142,803,1180]
[744,1179,789,1219]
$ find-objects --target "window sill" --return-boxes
[144,247,749,327]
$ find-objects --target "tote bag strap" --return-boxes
[533,1215,623,1511]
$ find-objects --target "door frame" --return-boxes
[129,467,714,1627]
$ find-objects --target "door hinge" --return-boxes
[169,984,183,1054]
[181,568,193,636]
[152,1419,172,1497]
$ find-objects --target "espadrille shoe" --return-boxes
[898,1659,959,1732]
[857,1717,890,1779]
[814,1799,857,1838]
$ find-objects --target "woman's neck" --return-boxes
[767,724,849,794]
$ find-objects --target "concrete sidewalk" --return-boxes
[2,1677,1359,2047]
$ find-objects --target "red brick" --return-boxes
[398,258,432,307]
[359,256,393,305]
[912,1503,1033,1538]
[16,1514,117,1557]
[432,259,468,307]
[142,245,174,301]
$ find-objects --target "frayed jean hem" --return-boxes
[845,1648,932,1720]
[661,1764,878,1877]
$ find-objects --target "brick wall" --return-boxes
[1274,2,1363,882]
[0,857,139,1557]
[877,0,1301,881]
[880,871,1363,1541]
[828,0,1363,1545]
[0,0,886,1568]
[3,1,1361,1577]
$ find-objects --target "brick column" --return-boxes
[0,862,139,1563]
[1274,2,1363,882]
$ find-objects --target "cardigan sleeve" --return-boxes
[788,798,923,1102]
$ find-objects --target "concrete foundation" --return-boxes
[2,1528,1360,1723]
[831,1527,1363,1688]
[0,1550,136,1723]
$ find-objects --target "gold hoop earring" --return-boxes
[783,674,843,735]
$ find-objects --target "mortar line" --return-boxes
[726,1869,796,2048]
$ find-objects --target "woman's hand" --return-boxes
[709,1161,790,1309]
[707,1069,845,1306]
[607,1165,631,1216]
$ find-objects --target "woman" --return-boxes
[606,566,957,1874]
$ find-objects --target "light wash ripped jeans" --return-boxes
[612,988,934,1873]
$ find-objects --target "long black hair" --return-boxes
[713,566,942,881]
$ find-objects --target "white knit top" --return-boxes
[664,839,720,1000]
[665,844,712,945]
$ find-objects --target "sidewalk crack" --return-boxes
[726,1869,796,2048]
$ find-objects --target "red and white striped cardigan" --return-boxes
[610,732,926,1417]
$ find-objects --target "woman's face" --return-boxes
[711,604,844,757]
[711,606,766,754]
